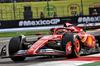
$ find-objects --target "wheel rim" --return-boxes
[75,38,80,52]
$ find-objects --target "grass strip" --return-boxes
[0,29,96,38]
[0,30,51,38]
[79,61,100,66]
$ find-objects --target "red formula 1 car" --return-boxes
[1,23,100,61]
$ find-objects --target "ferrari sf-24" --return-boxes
[1,23,100,61]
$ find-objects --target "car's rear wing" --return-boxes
[77,23,100,30]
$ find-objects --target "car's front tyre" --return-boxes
[9,36,26,61]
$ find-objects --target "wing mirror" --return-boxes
[70,28,74,31]
[35,33,42,40]
[66,27,74,31]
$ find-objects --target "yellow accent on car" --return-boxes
[88,37,92,45]
[74,49,80,57]
[37,41,43,42]
[81,34,87,42]
[80,29,83,31]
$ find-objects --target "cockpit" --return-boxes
[50,27,67,35]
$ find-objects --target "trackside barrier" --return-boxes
[0,15,100,32]
[0,25,63,32]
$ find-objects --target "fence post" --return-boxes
[81,0,84,15]
[36,7,38,18]
[10,9,12,20]
[1,9,3,20]
[0,9,1,20]
[62,6,64,17]
[19,8,21,19]
[6,9,7,20]
[66,6,68,16]
[13,1,16,20]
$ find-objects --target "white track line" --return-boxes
[27,61,93,66]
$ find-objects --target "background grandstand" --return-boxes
[0,0,100,20]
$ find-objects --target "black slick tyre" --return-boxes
[61,33,81,58]
[9,36,26,61]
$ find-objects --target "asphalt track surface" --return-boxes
[0,34,100,66]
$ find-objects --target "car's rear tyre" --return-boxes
[61,33,81,58]
[9,36,26,61]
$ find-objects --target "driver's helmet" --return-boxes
[57,29,66,34]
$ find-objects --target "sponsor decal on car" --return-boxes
[92,23,96,26]
[77,23,100,27]
[39,49,55,53]
[16,50,27,54]
[41,49,46,53]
